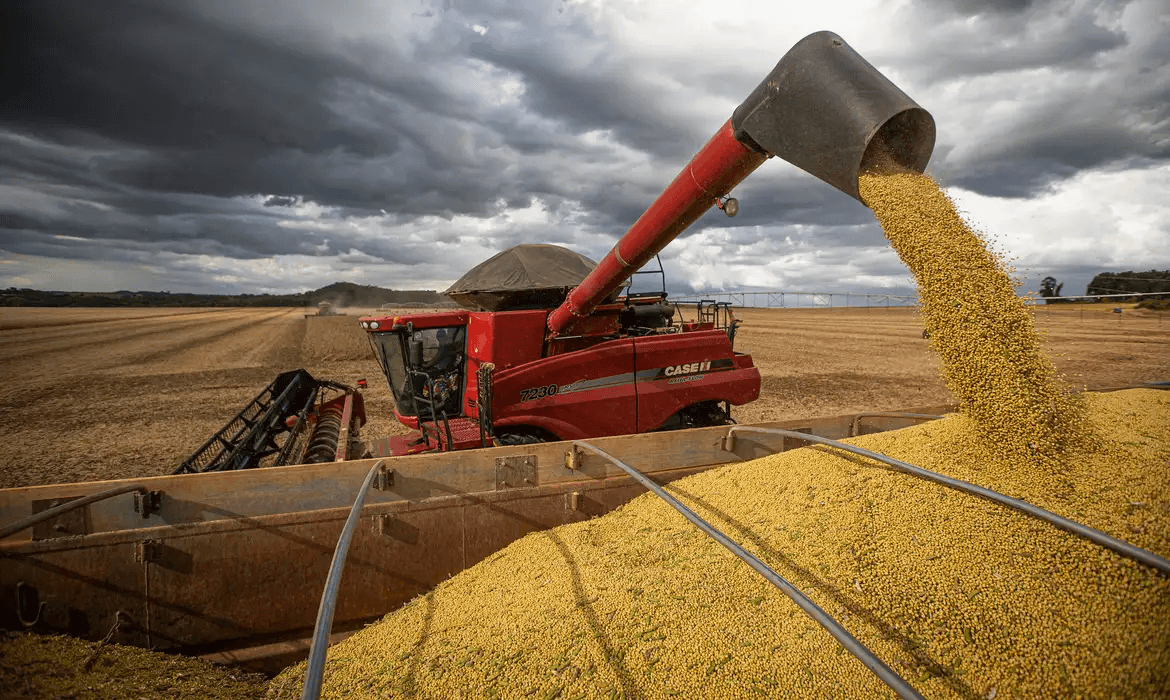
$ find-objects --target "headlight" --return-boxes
[369,321,379,330]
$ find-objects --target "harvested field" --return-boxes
[729,303,1168,424]
[0,304,1166,488]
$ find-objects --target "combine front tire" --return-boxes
[495,428,559,446]
[656,401,736,431]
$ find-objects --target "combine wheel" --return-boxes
[495,428,558,446]
[657,400,735,432]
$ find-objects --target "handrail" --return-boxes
[848,411,943,437]
[572,441,925,700]
[0,485,150,541]
[301,460,384,700]
[726,426,1170,575]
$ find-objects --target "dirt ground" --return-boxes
[0,303,1165,488]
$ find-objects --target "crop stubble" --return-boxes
[0,303,1166,487]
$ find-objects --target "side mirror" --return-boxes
[409,339,423,367]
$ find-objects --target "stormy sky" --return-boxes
[2,0,1167,298]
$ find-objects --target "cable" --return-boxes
[572,441,926,700]
[726,427,1170,576]
[302,460,384,700]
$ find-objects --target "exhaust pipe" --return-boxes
[546,31,935,338]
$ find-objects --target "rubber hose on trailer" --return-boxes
[303,405,345,464]
[302,460,384,700]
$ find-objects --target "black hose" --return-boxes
[301,460,383,700]
[572,441,925,700]
[727,426,1170,576]
[0,485,149,541]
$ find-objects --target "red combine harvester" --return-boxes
[359,255,756,455]
[358,32,933,456]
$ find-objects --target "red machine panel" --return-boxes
[632,330,760,432]
[491,338,637,441]
[466,310,547,371]
[358,311,470,331]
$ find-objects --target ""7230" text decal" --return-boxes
[519,384,559,402]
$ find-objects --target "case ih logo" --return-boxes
[664,361,712,376]
[654,358,735,380]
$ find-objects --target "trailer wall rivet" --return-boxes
[565,446,582,471]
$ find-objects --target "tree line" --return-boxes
[0,281,449,308]
[1039,270,1169,304]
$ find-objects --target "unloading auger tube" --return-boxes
[723,426,1170,576]
[546,30,935,338]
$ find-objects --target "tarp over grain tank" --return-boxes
[444,244,615,312]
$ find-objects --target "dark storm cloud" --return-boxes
[468,40,695,162]
[2,0,534,217]
[934,0,1044,16]
[0,0,1164,295]
[903,7,1127,82]
[884,0,1169,199]
[5,3,390,154]
[0,177,427,265]
[2,0,747,241]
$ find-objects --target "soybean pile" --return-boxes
[0,631,267,699]
[269,389,1170,700]
[858,172,1083,464]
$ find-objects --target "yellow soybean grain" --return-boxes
[268,390,1170,700]
[858,172,1084,468]
[0,631,268,699]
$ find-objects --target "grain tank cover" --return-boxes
[445,244,608,311]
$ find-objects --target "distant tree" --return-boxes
[1086,270,1170,301]
[1039,276,1064,304]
